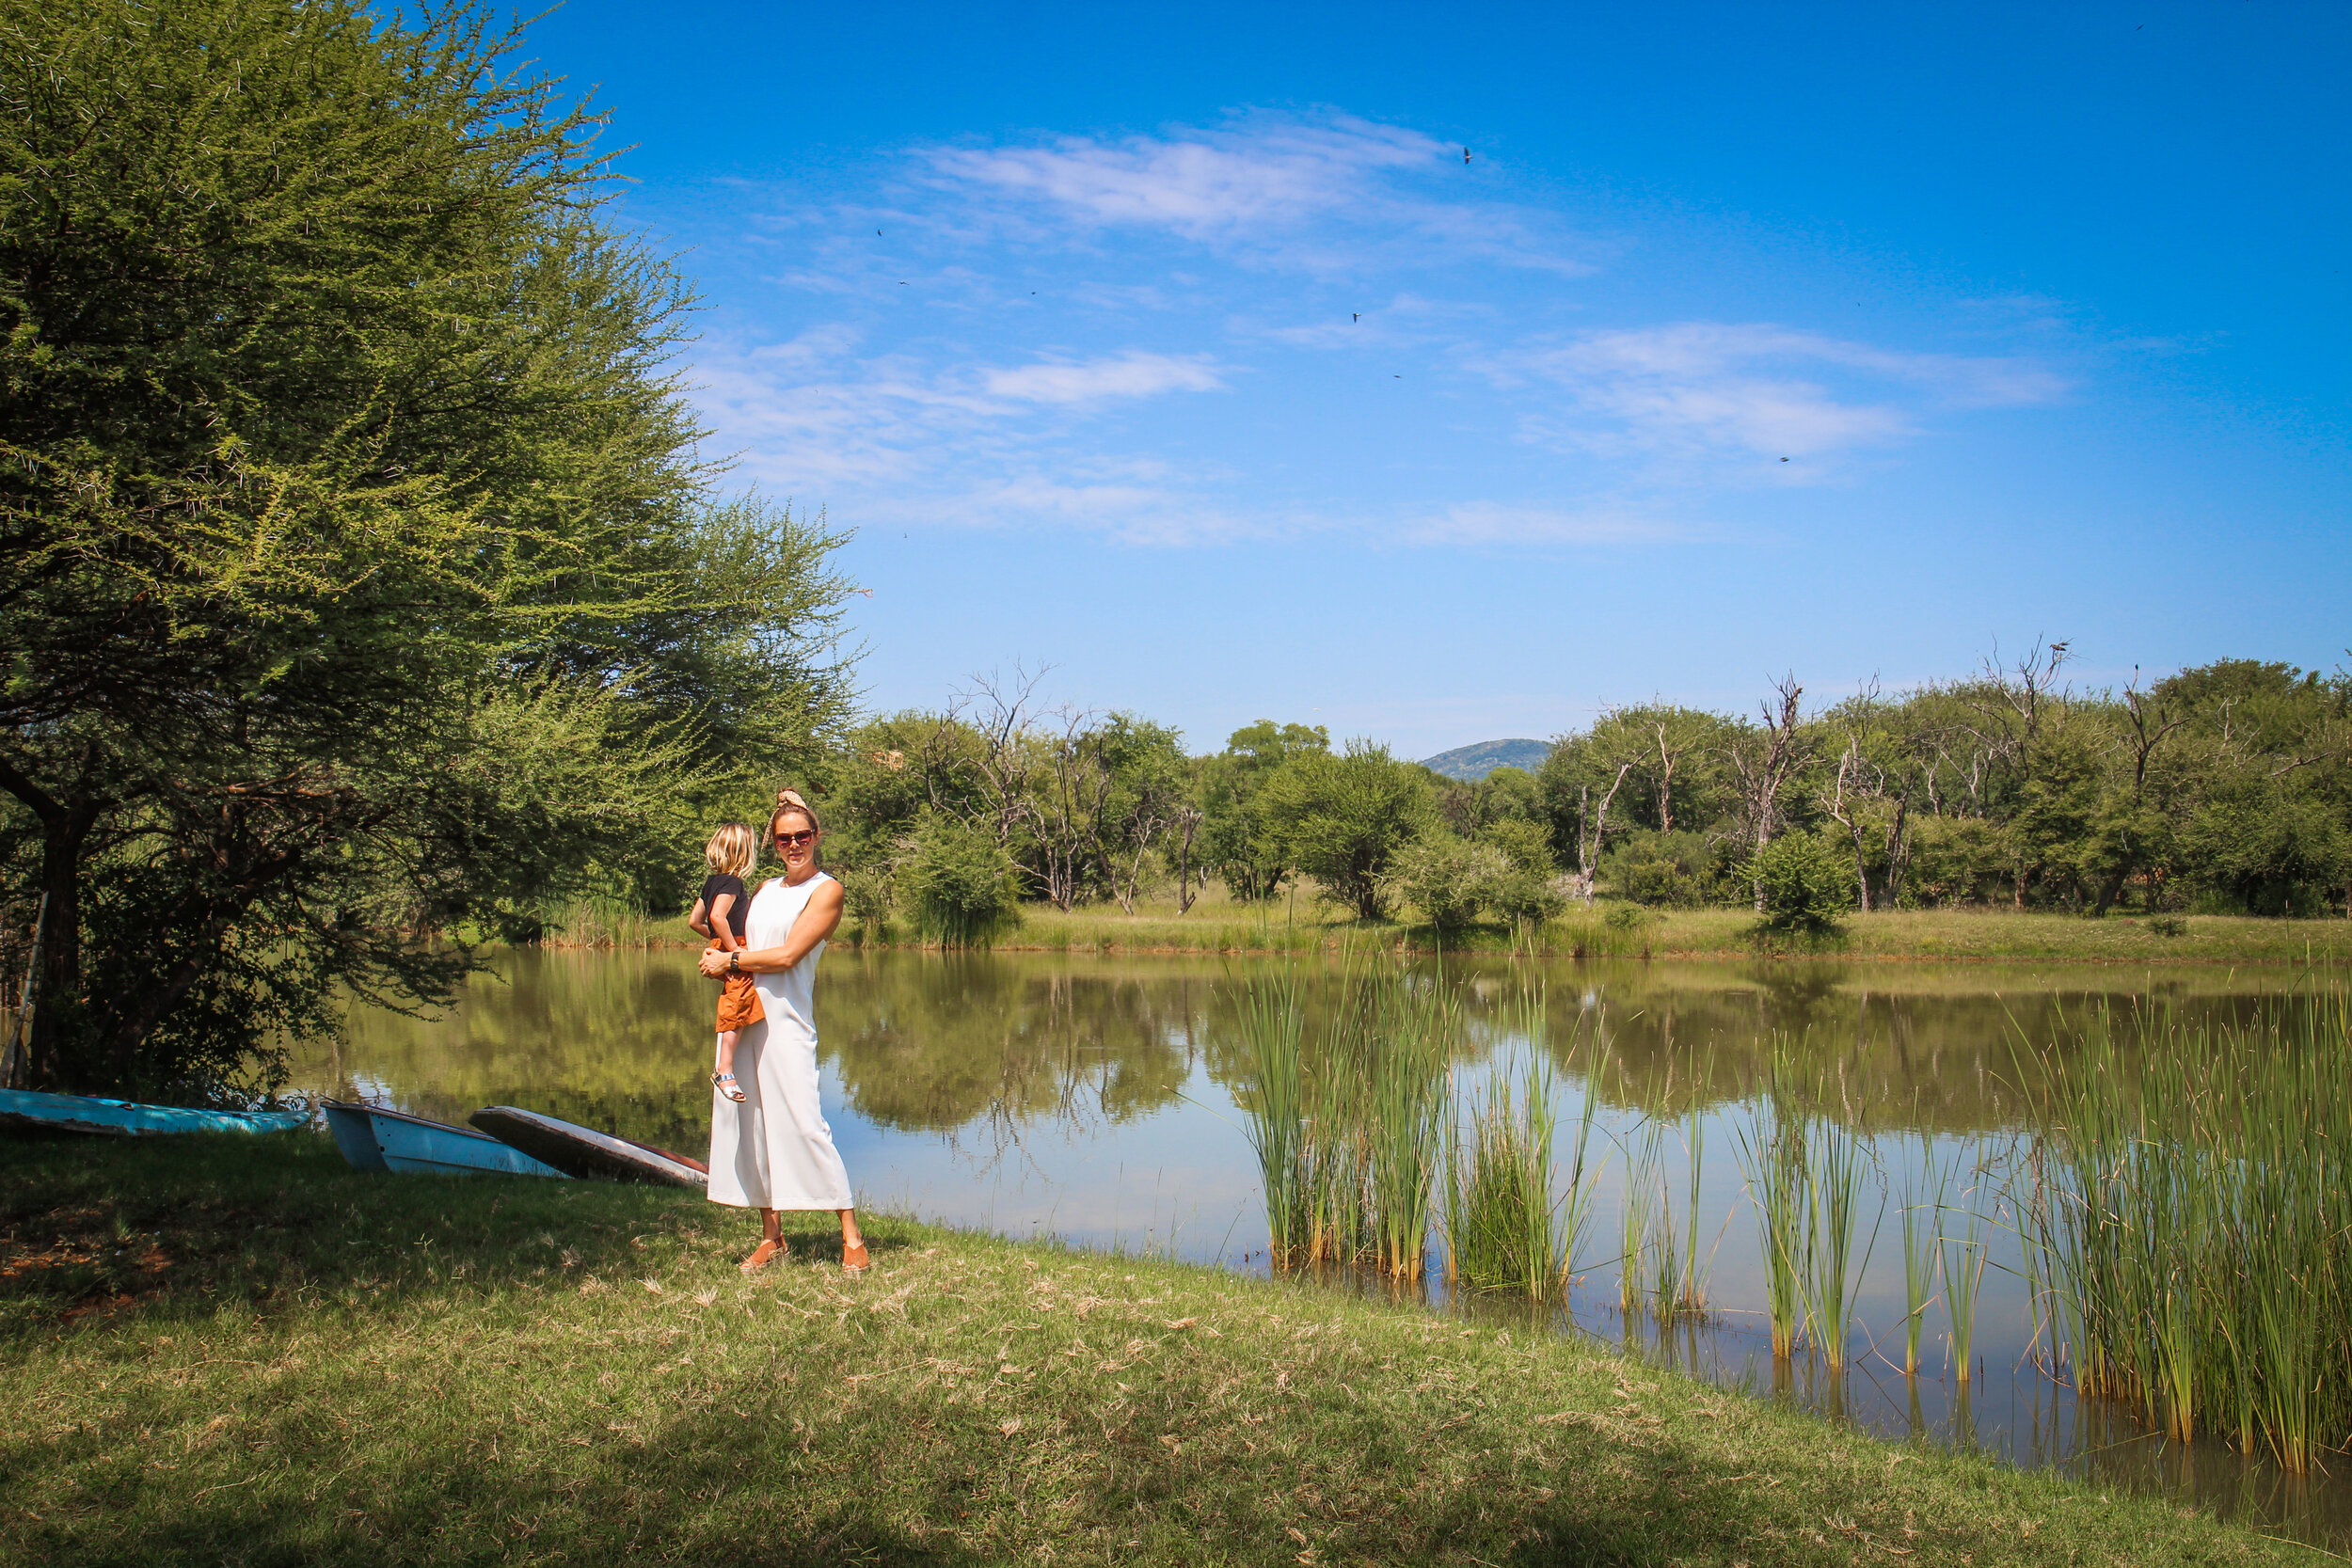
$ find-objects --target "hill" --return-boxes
[1420,737,1552,781]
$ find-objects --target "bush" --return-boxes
[835,865,895,937]
[895,816,1020,947]
[1599,830,1720,908]
[1748,833,1853,935]
[1387,835,1510,937]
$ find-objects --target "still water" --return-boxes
[290,948,2345,1546]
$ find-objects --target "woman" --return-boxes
[698,789,867,1275]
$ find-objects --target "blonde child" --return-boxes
[689,823,764,1102]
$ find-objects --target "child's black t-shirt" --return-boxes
[701,874,752,945]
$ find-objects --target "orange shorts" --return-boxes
[708,943,766,1034]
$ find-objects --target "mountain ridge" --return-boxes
[1420,738,1552,782]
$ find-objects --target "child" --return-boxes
[689,823,764,1102]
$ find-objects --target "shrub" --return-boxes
[895,816,1020,947]
[835,865,895,937]
[1388,835,1509,937]
[1748,832,1852,935]
[2147,914,2188,937]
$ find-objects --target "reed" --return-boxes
[1941,1150,1990,1385]
[1620,1117,1661,1317]
[1232,964,1310,1268]
[1445,1050,1569,1298]
[1362,968,1453,1282]
[1733,1060,1809,1359]
[1800,1111,1872,1371]
[1897,1133,1949,1377]
[1671,1107,1711,1319]
[2017,985,2352,1471]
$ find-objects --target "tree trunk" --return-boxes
[24,800,99,1092]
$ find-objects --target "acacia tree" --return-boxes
[1256,740,1431,920]
[0,0,854,1098]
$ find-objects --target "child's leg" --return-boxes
[715,1028,739,1076]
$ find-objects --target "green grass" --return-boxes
[527,879,2352,965]
[852,885,2352,965]
[0,1132,2321,1566]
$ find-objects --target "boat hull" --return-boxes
[469,1105,707,1189]
[0,1088,307,1138]
[323,1101,567,1179]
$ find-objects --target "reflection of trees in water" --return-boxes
[822,954,1206,1139]
[301,949,2321,1152]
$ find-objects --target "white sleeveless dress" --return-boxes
[707,871,854,1211]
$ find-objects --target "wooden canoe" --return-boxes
[323,1100,568,1179]
[468,1105,707,1189]
[0,1088,308,1138]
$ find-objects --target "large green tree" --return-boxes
[0,0,853,1100]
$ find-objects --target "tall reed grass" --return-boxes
[1734,1050,1875,1367]
[1232,963,1597,1300]
[2018,988,2352,1471]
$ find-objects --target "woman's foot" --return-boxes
[739,1237,787,1274]
[711,1069,746,1103]
[841,1241,870,1275]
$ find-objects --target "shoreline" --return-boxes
[543,902,2352,968]
[0,1132,2319,1565]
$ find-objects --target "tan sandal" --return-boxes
[841,1241,870,1275]
[739,1237,787,1275]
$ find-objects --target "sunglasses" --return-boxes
[774,829,817,848]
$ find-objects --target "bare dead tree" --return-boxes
[1573,763,1633,907]
[1729,674,1807,912]
[1168,803,1205,914]
[937,666,1050,850]
[2090,670,2186,916]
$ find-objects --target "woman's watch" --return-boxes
[728,950,742,974]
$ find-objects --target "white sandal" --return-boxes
[711,1069,746,1103]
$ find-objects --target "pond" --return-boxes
[289,947,2349,1548]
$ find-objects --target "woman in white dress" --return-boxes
[696,789,867,1275]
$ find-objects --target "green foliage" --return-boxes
[895,814,1020,947]
[1256,739,1432,921]
[1200,720,1328,901]
[1385,835,1508,936]
[0,0,856,1099]
[1748,833,1853,935]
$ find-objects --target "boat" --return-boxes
[323,1100,568,1179]
[469,1105,708,1189]
[0,1087,309,1138]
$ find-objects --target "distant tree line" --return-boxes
[813,648,2352,939]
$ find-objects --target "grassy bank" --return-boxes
[871,888,2352,965]
[0,1134,2317,1566]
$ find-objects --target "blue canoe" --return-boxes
[323,1100,567,1179]
[0,1088,309,1138]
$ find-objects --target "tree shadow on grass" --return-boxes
[0,1129,914,1336]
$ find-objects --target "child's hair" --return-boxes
[705,822,758,879]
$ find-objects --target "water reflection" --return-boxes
[293,948,2344,1547]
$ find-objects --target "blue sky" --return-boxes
[527,0,2349,759]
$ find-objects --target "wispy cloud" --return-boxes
[925,113,1593,276]
[983,351,1226,404]
[1492,322,2067,473]
[930,117,1447,238]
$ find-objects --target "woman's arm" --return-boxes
[697,879,844,977]
[687,895,712,940]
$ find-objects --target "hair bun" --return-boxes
[778,788,808,808]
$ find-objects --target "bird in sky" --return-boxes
[1352,312,1360,322]
[1462,146,1472,164]
[1780,456,1789,462]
